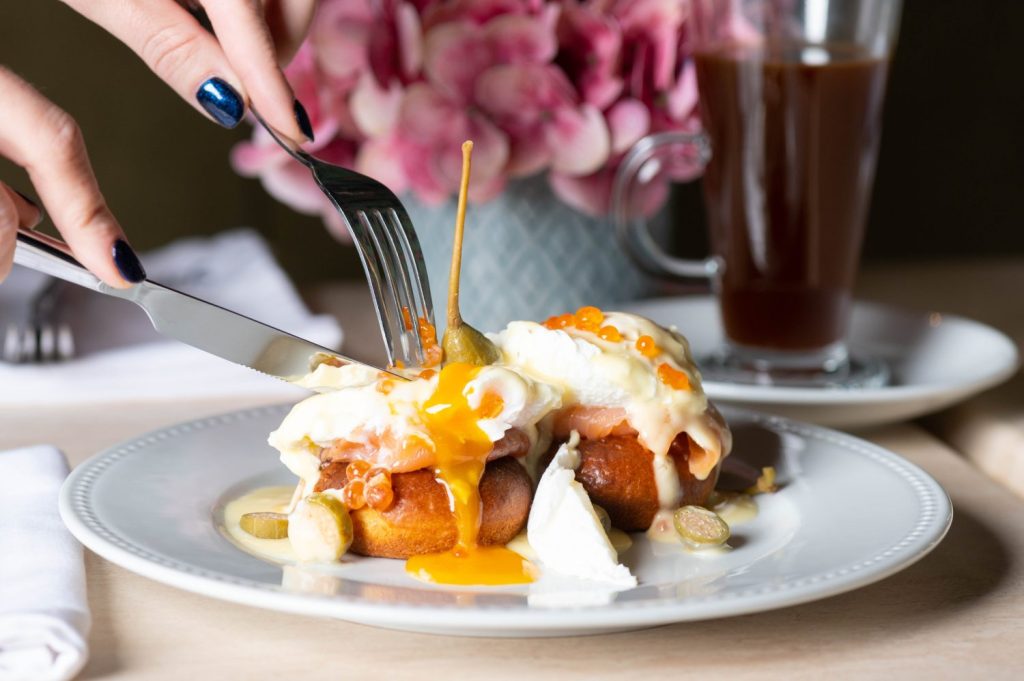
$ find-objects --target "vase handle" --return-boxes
[612,131,720,280]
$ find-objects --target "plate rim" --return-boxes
[624,296,1020,406]
[60,404,954,633]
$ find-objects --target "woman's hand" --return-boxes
[62,0,319,142]
[0,68,142,287]
[1,1,319,285]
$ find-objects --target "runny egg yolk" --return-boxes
[405,362,537,585]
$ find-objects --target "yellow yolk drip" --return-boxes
[405,363,537,585]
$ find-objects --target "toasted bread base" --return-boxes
[564,433,721,532]
[314,457,532,559]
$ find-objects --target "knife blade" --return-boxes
[14,228,399,383]
[111,280,394,382]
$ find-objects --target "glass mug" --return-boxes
[613,0,903,388]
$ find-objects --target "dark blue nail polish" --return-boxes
[294,100,315,142]
[196,78,244,129]
[113,240,146,283]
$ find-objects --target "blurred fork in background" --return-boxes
[2,277,75,364]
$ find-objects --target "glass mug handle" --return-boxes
[611,131,721,280]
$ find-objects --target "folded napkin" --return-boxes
[0,229,343,405]
[0,446,89,681]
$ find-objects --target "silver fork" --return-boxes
[2,278,75,364]
[252,112,435,369]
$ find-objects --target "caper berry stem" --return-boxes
[447,140,474,334]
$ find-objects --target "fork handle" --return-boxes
[13,227,112,292]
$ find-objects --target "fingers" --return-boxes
[202,0,314,140]
[0,184,44,230]
[0,67,142,288]
[263,0,319,65]
[62,0,312,143]
[0,188,18,282]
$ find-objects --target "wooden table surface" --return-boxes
[3,264,1024,679]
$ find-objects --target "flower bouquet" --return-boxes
[233,0,703,328]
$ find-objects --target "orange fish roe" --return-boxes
[366,482,394,511]
[657,363,691,391]
[597,325,623,342]
[476,392,505,419]
[417,368,438,380]
[543,313,575,330]
[636,335,660,358]
[340,461,395,510]
[342,478,367,509]
[376,379,395,395]
[346,460,372,481]
[416,317,443,367]
[401,306,414,331]
[367,467,392,487]
[574,306,604,331]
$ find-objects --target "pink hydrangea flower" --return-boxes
[232,0,706,238]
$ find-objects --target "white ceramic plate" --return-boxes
[61,405,951,637]
[624,296,1019,429]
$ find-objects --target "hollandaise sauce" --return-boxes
[405,363,537,585]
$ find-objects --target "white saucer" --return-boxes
[623,296,1019,429]
[60,405,951,637]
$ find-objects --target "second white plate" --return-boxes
[624,296,1019,429]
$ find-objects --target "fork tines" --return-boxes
[344,205,434,369]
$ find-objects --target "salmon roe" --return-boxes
[342,478,367,509]
[367,467,392,487]
[416,316,443,368]
[574,306,604,331]
[542,306,617,337]
[657,363,691,391]
[376,379,395,395]
[636,335,660,358]
[543,313,575,330]
[346,460,372,481]
[366,482,394,511]
[476,392,505,419]
[401,306,414,332]
[417,368,438,380]
[341,462,394,510]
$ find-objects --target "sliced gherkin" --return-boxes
[673,505,730,549]
[239,512,289,539]
[288,493,353,562]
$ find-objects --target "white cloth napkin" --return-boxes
[0,446,89,681]
[0,229,343,405]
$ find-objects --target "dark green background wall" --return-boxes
[2,1,1022,283]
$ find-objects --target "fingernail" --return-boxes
[294,100,315,142]
[11,188,45,226]
[112,240,146,284]
[196,77,244,129]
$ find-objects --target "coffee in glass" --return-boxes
[613,0,902,387]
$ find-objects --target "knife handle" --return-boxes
[13,227,120,293]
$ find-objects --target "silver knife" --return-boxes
[13,228,399,383]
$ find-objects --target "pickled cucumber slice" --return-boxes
[239,512,289,539]
[288,493,353,562]
[673,505,730,549]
